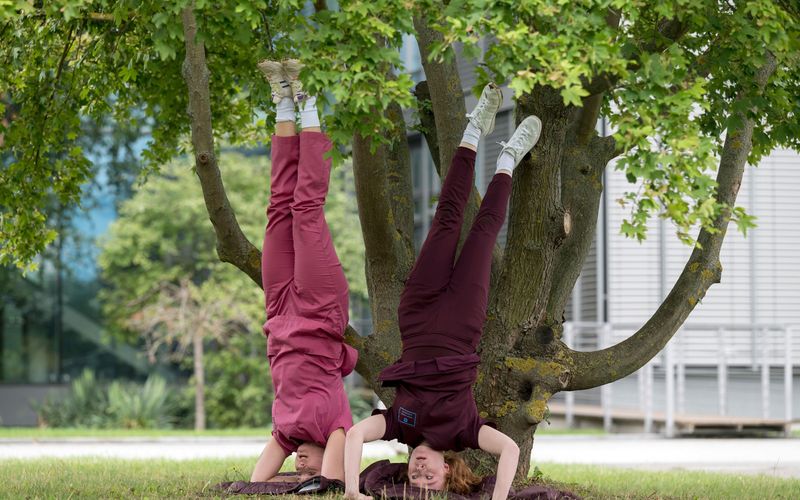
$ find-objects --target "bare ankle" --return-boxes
[275,121,297,136]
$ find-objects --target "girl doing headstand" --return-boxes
[250,59,357,484]
[343,84,542,500]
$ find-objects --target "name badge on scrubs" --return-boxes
[398,407,417,427]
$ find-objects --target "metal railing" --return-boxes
[562,322,798,436]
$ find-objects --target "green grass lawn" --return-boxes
[1,457,798,499]
[0,427,272,440]
[535,463,800,499]
[536,425,607,436]
[0,425,606,440]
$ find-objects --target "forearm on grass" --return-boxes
[250,436,290,482]
[478,425,520,500]
[321,428,346,481]
[344,414,386,498]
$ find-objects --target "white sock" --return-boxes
[275,97,295,123]
[300,96,320,129]
[496,151,515,175]
[460,121,482,149]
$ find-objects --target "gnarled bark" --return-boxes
[482,87,573,355]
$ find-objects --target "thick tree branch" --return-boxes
[352,128,413,396]
[484,88,573,354]
[507,100,609,356]
[180,5,262,286]
[384,101,416,253]
[542,142,608,339]
[413,12,467,174]
[574,94,603,146]
[413,80,441,175]
[352,133,406,325]
[565,52,778,391]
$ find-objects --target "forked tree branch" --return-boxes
[565,52,778,391]
[181,4,262,286]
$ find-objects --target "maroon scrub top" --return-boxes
[373,353,494,451]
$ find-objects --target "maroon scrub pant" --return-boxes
[399,147,512,361]
[261,132,349,334]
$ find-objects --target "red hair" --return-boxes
[442,452,483,494]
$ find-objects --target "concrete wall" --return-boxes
[0,385,68,426]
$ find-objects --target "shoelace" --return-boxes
[466,91,498,120]
[510,122,538,146]
[499,123,537,159]
[270,79,291,100]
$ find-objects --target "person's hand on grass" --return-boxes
[344,490,372,500]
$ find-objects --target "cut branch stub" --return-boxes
[563,210,572,236]
[494,356,570,427]
[197,152,212,165]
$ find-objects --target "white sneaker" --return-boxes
[257,60,291,103]
[282,59,307,103]
[465,83,503,135]
[499,116,542,166]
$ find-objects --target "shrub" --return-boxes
[106,376,174,429]
[36,369,174,429]
[348,387,375,422]
[36,369,107,428]
[194,335,273,429]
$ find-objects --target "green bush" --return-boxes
[37,344,371,430]
[36,369,108,428]
[36,369,174,429]
[106,376,174,429]
[348,387,375,422]
[194,335,274,429]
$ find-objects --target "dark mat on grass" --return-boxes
[217,460,579,498]
[217,473,343,495]
[358,460,580,499]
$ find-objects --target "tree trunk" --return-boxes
[193,329,206,431]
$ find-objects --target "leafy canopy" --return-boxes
[434,0,799,243]
[1,0,799,268]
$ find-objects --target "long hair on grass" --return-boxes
[442,452,483,494]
